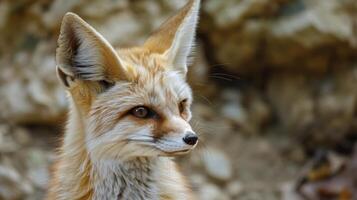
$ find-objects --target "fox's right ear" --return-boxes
[56,13,126,88]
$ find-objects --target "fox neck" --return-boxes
[92,158,159,200]
[60,99,159,200]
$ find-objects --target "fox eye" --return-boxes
[131,106,156,119]
[179,99,188,113]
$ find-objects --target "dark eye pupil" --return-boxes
[133,107,149,118]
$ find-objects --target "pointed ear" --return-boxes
[144,0,200,75]
[56,12,126,88]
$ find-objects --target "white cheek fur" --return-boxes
[86,121,158,161]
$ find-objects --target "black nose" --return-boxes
[183,132,198,145]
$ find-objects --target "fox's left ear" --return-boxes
[144,0,200,76]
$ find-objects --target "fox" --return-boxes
[46,0,201,199]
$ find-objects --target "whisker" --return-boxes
[196,94,214,105]
[210,73,241,80]
[209,63,232,68]
[208,75,233,82]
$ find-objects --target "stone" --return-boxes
[162,0,186,11]
[0,125,18,153]
[189,174,207,187]
[245,92,272,131]
[201,0,357,74]
[79,0,129,19]
[267,69,357,150]
[201,148,233,182]
[220,89,248,126]
[221,102,247,125]
[0,165,34,200]
[96,11,144,46]
[13,127,31,146]
[226,181,243,197]
[42,0,83,30]
[281,182,302,200]
[267,73,314,132]
[27,149,50,189]
[0,44,67,124]
[199,183,230,200]
[203,0,273,28]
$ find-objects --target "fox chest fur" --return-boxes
[47,0,201,199]
[91,158,191,200]
[92,159,158,200]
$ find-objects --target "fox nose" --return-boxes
[183,132,198,146]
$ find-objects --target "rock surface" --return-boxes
[201,148,233,182]
[202,0,357,74]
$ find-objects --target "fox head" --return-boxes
[56,0,200,161]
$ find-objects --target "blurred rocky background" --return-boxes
[0,0,356,199]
